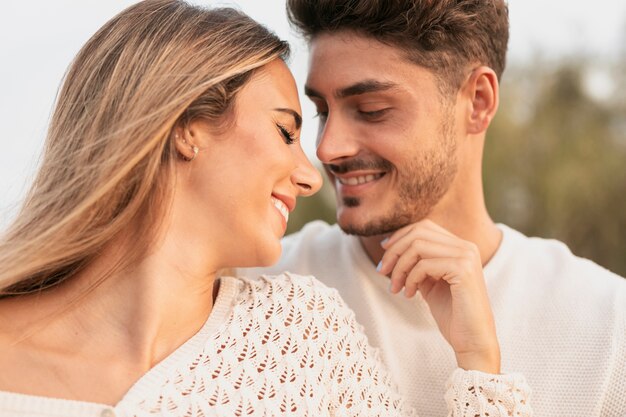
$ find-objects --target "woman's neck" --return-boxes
[60,228,219,366]
[0,227,220,403]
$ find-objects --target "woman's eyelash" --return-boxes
[277,124,296,144]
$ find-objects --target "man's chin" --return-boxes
[338,223,384,237]
[337,213,410,237]
[336,198,433,237]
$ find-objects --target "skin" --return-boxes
[305,31,502,373]
[0,59,322,404]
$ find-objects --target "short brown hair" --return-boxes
[287,0,509,94]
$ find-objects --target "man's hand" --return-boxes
[377,219,501,374]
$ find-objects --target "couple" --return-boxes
[0,1,623,417]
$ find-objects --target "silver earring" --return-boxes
[189,146,199,161]
[176,134,198,162]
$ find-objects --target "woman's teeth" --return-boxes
[338,173,384,186]
[271,196,289,223]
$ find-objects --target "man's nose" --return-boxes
[316,114,360,164]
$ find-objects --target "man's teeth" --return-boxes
[338,173,383,186]
[271,197,289,223]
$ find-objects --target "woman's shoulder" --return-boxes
[227,272,351,323]
[234,272,338,297]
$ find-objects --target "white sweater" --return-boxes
[239,222,626,417]
[0,274,531,417]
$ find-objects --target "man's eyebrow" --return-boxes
[273,108,302,130]
[337,80,398,98]
[304,80,399,100]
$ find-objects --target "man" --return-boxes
[240,1,626,416]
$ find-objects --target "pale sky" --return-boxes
[1,0,625,227]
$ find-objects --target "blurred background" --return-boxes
[1,1,625,276]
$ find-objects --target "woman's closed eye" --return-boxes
[276,123,297,145]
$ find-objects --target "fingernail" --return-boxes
[376,260,383,272]
[380,238,389,247]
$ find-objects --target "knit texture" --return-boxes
[0,274,531,417]
[239,222,626,417]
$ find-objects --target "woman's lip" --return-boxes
[271,196,289,229]
[270,192,296,212]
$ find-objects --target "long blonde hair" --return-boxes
[0,0,289,296]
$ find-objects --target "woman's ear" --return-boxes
[172,124,200,162]
[462,66,499,135]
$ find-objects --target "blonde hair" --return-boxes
[0,0,289,296]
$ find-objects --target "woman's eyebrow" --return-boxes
[273,108,302,130]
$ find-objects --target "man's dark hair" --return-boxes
[287,0,509,95]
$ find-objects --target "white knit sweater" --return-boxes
[239,222,626,417]
[0,274,531,417]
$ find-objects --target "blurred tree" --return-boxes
[485,58,626,277]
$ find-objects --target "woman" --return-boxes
[0,1,531,416]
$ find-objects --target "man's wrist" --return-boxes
[455,348,501,374]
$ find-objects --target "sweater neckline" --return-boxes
[483,224,523,283]
[0,276,240,417]
[117,275,239,406]
[346,233,379,277]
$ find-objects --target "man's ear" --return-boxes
[462,66,499,135]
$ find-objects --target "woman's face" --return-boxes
[175,59,322,268]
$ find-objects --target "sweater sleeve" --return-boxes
[445,369,533,417]
[311,278,533,417]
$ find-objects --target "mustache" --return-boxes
[325,158,393,175]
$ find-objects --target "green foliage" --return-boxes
[485,59,626,277]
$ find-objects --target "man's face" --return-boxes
[305,31,460,236]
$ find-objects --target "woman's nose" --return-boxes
[292,151,323,197]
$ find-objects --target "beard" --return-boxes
[333,112,458,237]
